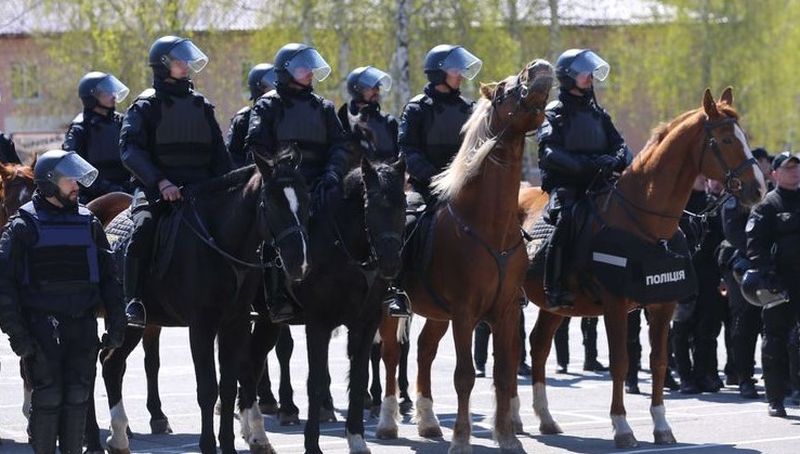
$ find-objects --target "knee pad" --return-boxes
[31,387,62,411]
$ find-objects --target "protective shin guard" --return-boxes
[30,407,60,454]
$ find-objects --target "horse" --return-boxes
[376,58,555,453]
[0,162,35,230]
[95,150,310,454]
[238,157,407,454]
[521,87,766,448]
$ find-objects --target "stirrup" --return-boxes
[125,300,146,329]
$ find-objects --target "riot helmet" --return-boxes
[78,72,129,109]
[148,36,208,80]
[740,269,790,309]
[274,43,331,86]
[346,66,392,102]
[555,49,609,91]
[34,150,98,199]
[423,45,482,85]
[247,63,276,100]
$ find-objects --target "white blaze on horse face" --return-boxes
[282,186,308,274]
[734,123,767,198]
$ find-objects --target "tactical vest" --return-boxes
[562,108,609,155]
[417,95,472,171]
[275,95,328,166]
[76,113,128,182]
[348,109,396,161]
[19,202,100,310]
[769,193,800,266]
[154,93,213,170]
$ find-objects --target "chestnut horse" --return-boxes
[377,59,554,453]
[521,88,766,448]
[0,163,35,229]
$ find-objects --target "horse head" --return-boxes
[0,163,35,228]
[697,87,766,208]
[480,58,554,136]
[361,157,406,280]
[255,144,311,282]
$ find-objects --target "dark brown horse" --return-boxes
[377,59,554,453]
[0,162,35,229]
[521,88,766,448]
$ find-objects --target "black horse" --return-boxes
[238,157,406,454]
[100,151,309,454]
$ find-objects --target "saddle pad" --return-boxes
[104,205,182,280]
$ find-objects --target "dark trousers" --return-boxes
[692,262,727,380]
[24,314,98,454]
[627,309,642,380]
[761,274,800,403]
[722,268,762,380]
[554,317,570,367]
[474,309,527,368]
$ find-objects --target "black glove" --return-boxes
[100,331,124,350]
[592,154,619,172]
[320,170,341,191]
[9,334,36,358]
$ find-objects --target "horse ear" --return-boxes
[480,82,497,100]
[361,157,378,186]
[720,86,734,106]
[392,156,406,175]
[0,163,11,181]
[702,88,719,117]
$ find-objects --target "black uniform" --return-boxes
[0,132,21,164]
[337,100,399,163]
[63,109,132,202]
[746,187,800,406]
[0,193,124,453]
[245,84,350,188]
[120,78,231,300]
[398,83,474,203]
[720,196,763,387]
[226,105,254,169]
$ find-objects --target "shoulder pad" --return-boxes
[77,205,94,217]
[545,100,563,112]
[71,112,84,124]
[408,94,432,106]
[236,106,251,116]
[136,88,157,100]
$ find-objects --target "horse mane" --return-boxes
[642,104,739,153]
[187,165,258,199]
[430,96,497,201]
[343,162,406,206]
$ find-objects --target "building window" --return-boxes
[11,63,41,102]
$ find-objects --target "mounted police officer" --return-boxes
[0,150,125,453]
[120,36,231,329]
[0,90,21,164]
[227,63,276,168]
[536,48,631,309]
[385,44,482,317]
[63,72,132,203]
[338,66,398,163]
[744,151,800,417]
[244,43,351,323]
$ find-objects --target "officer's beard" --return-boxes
[54,190,79,209]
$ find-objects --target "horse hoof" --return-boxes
[447,443,472,454]
[375,426,398,440]
[106,447,131,454]
[150,418,173,435]
[279,411,300,426]
[614,432,639,449]
[369,405,381,419]
[539,421,563,435]
[249,442,277,454]
[83,449,105,454]
[259,401,279,415]
[419,425,443,438]
[654,430,677,444]
[320,407,338,423]
[499,438,524,453]
[399,399,413,415]
[512,420,524,434]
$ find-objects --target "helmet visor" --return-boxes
[52,152,98,188]
[356,67,392,94]
[286,48,331,82]
[440,47,483,80]
[166,40,209,74]
[568,50,610,81]
[93,75,130,103]
[260,69,277,91]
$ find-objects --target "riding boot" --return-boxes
[123,256,146,329]
[544,244,574,309]
[57,404,87,454]
[384,284,411,318]
[265,264,299,324]
[30,407,60,454]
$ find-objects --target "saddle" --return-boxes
[105,204,182,279]
[526,197,593,280]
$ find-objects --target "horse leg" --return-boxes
[104,325,143,454]
[530,310,564,434]
[415,318,449,439]
[604,300,637,448]
[646,303,678,445]
[368,340,382,417]
[276,326,300,425]
[304,322,332,454]
[376,316,401,439]
[320,364,337,422]
[448,316,478,453]
[142,325,171,434]
[238,318,277,454]
[252,318,280,415]
[188,321,220,454]
[345,319,380,454]
[490,302,523,452]
[398,317,413,414]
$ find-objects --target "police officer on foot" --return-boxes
[386,44,482,317]
[63,72,132,203]
[744,151,800,417]
[227,63,276,168]
[338,66,398,162]
[0,150,125,453]
[0,90,21,164]
[536,48,630,310]
[245,43,351,323]
[120,36,231,329]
